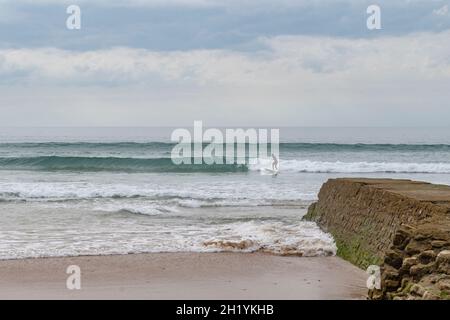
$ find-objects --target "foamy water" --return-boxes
[1,127,450,260]
[0,202,336,260]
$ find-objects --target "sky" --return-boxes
[0,0,449,127]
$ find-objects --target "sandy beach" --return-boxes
[0,253,367,300]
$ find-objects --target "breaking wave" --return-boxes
[250,159,450,174]
[0,156,248,173]
[1,155,449,174]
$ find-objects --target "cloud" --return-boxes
[1,0,448,10]
[2,0,450,52]
[1,31,450,127]
[0,0,344,8]
[1,31,450,87]
[0,0,217,8]
[433,4,449,16]
[1,1,450,126]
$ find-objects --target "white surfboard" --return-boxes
[262,168,279,175]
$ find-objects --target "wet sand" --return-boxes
[0,252,367,300]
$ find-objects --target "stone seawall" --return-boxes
[304,178,450,300]
[379,221,450,299]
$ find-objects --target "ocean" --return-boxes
[1,127,450,260]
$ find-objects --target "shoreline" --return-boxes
[0,252,367,300]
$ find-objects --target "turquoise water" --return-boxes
[1,127,450,259]
[1,142,450,172]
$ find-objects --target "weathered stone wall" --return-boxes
[372,220,450,300]
[304,178,450,300]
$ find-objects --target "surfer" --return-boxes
[271,153,278,171]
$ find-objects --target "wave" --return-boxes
[1,155,450,174]
[250,159,450,174]
[0,142,173,148]
[0,190,308,210]
[0,142,450,161]
[2,142,450,152]
[0,156,248,173]
[201,220,336,256]
[280,143,450,152]
[0,219,337,260]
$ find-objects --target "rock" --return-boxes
[304,178,450,300]
[410,284,426,297]
[431,240,447,248]
[393,230,410,249]
[383,267,400,281]
[414,234,430,241]
[437,251,450,275]
[423,291,440,300]
[418,250,437,264]
[370,290,383,300]
[400,278,411,291]
[438,279,450,291]
[437,263,450,275]
[410,264,434,278]
[437,250,450,262]
[402,257,418,271]
[384,250,404,269]
[405,240,432,256]
[384,280,400,289]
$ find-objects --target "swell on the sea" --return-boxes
[1,155,450,173]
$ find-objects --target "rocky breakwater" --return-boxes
[376,218,450,300]
[303,178,450,300]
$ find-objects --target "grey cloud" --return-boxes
[0,0,449,51]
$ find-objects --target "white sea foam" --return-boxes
[202,220,336,256]
[250,158,450,174]
[0,208,336,260]
[0,180,315,204]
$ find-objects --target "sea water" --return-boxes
[1,127,450,260]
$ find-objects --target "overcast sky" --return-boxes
[0,0,449,126]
